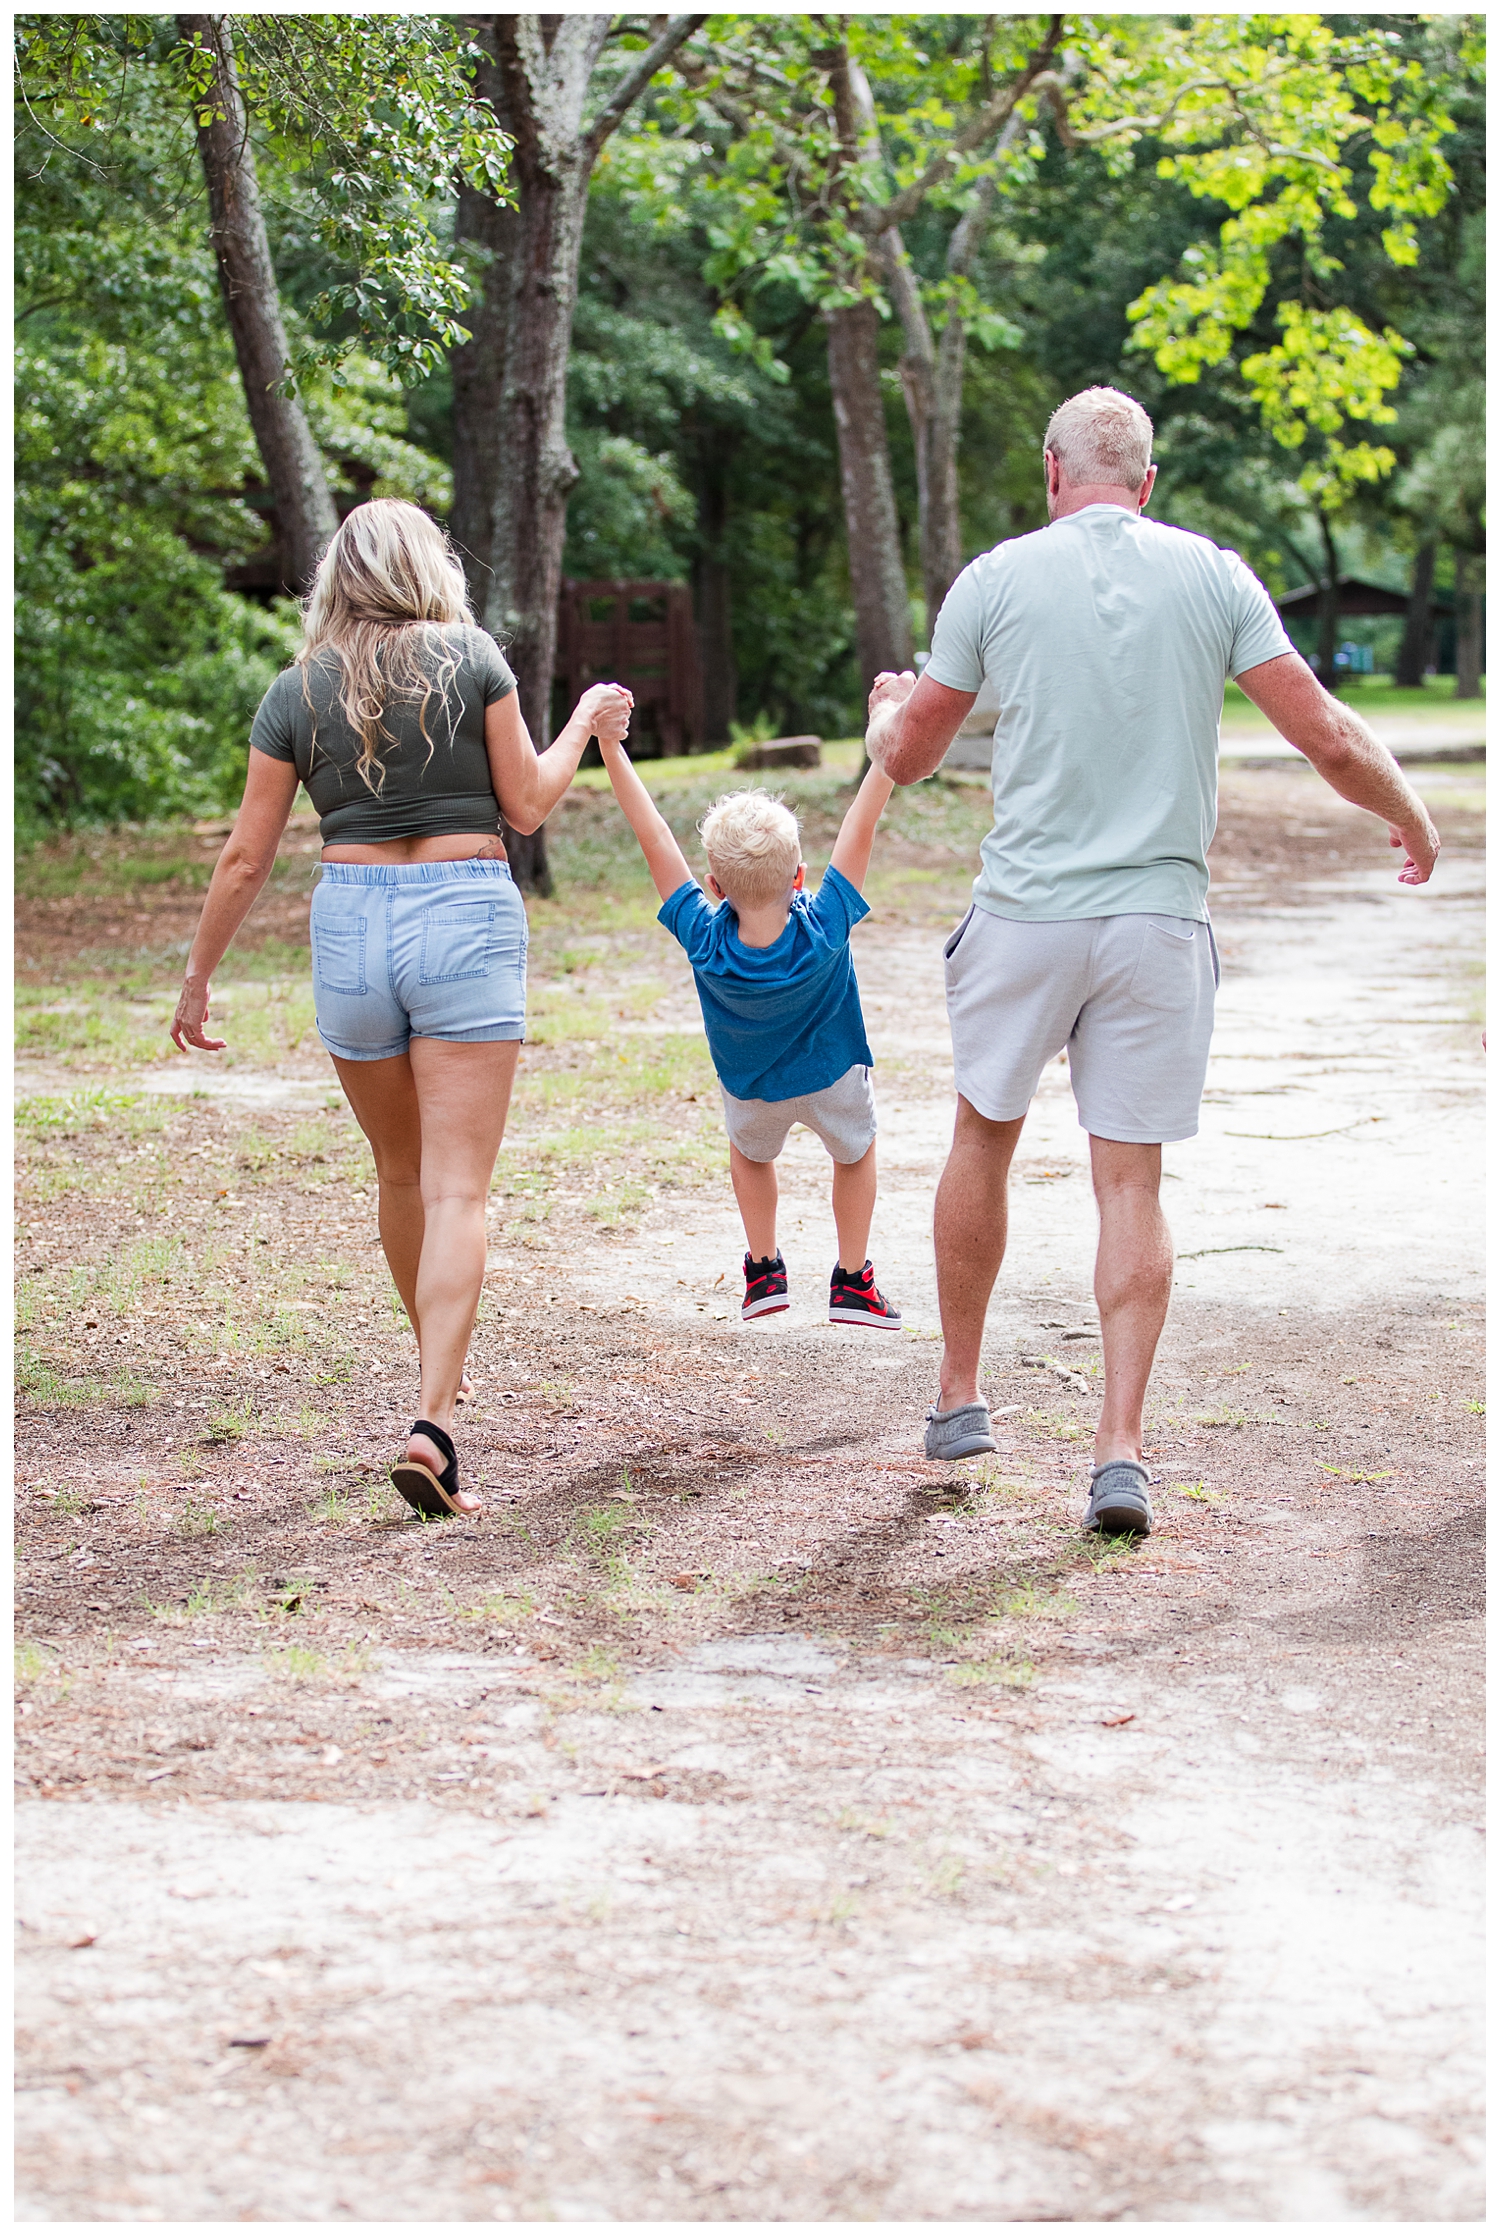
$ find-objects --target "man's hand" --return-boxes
[1236,654,1443,890]
[865,670,977,786]
[171,974,226,1053]
[1389,813,1441,887]
[868,669,918,719]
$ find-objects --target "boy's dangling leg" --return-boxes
[829,1142,901,1328]
[731,1145,787,1320]
[729,1144,779,1259]
[830,1140,877,1276]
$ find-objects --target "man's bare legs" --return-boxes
[934,1098,1026,1409]
[933,1104,1173,1457]
[1090,1136,1172,1468]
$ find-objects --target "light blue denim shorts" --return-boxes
[309,859,527,1061]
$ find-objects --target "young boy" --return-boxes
[598,738,901,1328]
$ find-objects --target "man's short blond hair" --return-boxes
[699,787,801,906]
[1044,386,1154,492]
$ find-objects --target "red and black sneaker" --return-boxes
[742,1251,788,1320]
[829,1260,902,1329]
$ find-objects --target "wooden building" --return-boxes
[555,579,704,757]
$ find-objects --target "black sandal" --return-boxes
[390,1419,471,1518]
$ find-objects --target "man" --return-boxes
[865,386,1440,1535]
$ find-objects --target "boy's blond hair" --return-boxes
[699,787,802,906]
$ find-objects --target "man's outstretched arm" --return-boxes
[1235,652,1441,886]
[865,670,977,786]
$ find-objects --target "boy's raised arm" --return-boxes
[599,739,696,902]
[828,762,896,894]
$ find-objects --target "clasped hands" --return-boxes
[576,681,634,749]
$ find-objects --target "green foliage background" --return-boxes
[14,12,1485,841]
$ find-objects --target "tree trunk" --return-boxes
[454,13,703,890]
[825,299,913,691]
[1394,541,1437,688]
[178,15,338,594]
[1316,510,1342,694]
[1453,549,1484,699]
[692,432,738,744]
[881,170,1002,637]
[449,29,516,607]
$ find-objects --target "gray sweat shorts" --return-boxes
[944,906,1220,1144]
[720,1062,877,1165]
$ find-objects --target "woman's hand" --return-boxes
[574,682,634,745]
[171,973,227,1054]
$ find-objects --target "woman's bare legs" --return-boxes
[331,1053,425,1329]
[332,1039,518,1509]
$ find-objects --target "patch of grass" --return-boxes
[994,1582,1077,1620]
[177,1498,222,1538]
[312,1482,350,1525]
[15,1640,54,1684]
[182,1566,264,1619]
[1076,1534,1144,1572]
[586,1181,654,1228]
[567,1642,623,1685]
[460,1588,537,1627]
[16,1348,108,1410]
[836,1807,892,1840]
[269,1575,318,1615]
[1193,1407,1249,1429]
[573,1501,647,1564]
[15,1087,163,1142]
[928,1854,968,1896]
[1173,1480,1223,1503]
[949,1651,1037,1690]
[1027,1409,1087,1443]
[43,1485,90,1518]
[263,1644,327,1683]
[203,1400,256,1444]
[1317,1463,1395,1483]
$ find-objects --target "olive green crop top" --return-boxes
[249,624,517,845]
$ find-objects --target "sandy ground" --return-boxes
[14,764,1486,2222]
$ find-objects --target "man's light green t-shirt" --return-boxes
[924,506,1294,923]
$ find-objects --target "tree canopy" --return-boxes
[13,11,1485,842]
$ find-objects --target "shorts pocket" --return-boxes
[944,905,976,962]
[1128,919,1203,1012]
[311,915,367,996]
[419,900,498,986]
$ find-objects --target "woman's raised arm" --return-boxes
[485,683,633,835]
[171,750,301,1051]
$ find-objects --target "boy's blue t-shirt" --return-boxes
[659,863,873,1102]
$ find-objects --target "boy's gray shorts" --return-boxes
[721,1062,877,1165]
[945,906,1219,1144]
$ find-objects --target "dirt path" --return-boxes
[15,766,1485,2222]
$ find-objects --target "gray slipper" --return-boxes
[924,1401,997,1461]
[1084,1460,1153,1536]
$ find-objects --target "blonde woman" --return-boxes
[171,499,632,1517]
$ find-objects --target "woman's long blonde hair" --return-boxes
[299,498,475,792]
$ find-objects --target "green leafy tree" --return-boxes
[14,17,464,834]
[18,13,512,585]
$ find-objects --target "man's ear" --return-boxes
[1138,463,1158,512]
[793,863,806,891]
